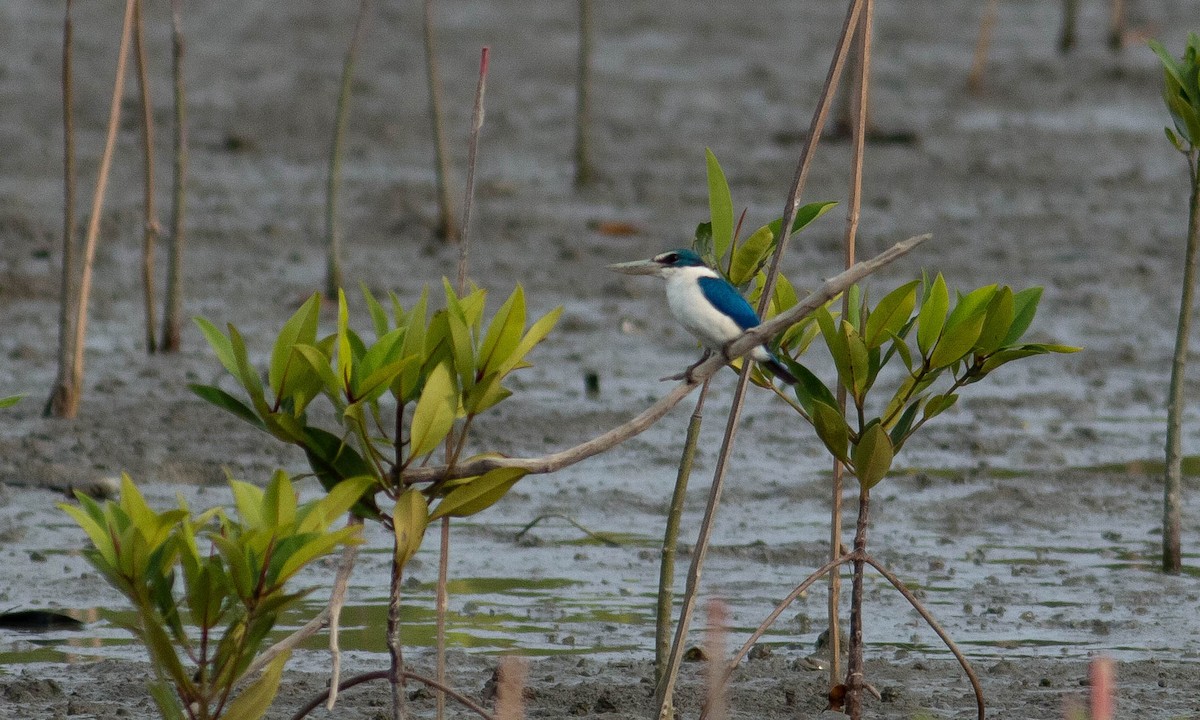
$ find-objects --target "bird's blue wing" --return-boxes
[697,276,761,330]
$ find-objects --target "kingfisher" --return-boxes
[609,248,798,385]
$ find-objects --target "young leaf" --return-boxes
[853,422,894,490]
[765,201,839,239]
[361,283,390,338]
[221,649,290,720]
[189,384,267,430]
[973,286,1014,355]
[863,280,919,349]
[478,285,527,376]
[705,148,735,264]
[1001,287,1044,346]
[916,273,949,356]
[497,306,563,376]
[728,224,776,288]
[336,289,353,390]
[194,317,239,378]
[408,361,459,460]
[430,467,528,519]
[811,400,850,464]
[269,294,321,401]
[392,489,429,568]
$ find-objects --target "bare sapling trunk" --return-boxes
[161,0,188,352]
[573,0,593,188]
[1163,153,1200,574]
[133,0,160,354]
[423,0,458,241]
[47,0,79,418]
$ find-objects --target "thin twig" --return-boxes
[862,554,985,720]
[325,518,362,709]
[655,381,708,699]
[288,669,495,720]
[388,547,406,720]
[133,0,159,354]
[727,553,856,671]
[324,0,372,298]
[435,516,450,720]
[64,0,138,420]
[400,232,928,487]
[456,47,490,289]
[46,0,78,418]
[423,0,458,241]
[514,513,621,547]
[704,600,729,720]
[846,487,870,718]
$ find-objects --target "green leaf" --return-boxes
[194,316,239,377]
[430,467,528,519]
[189,384,266,430]
[787,360,838,418]
[478,286,527,376]
[268,294,321,402]
[227,325,268,417]
[816,306,852,387]
[408,361,459,460]
[853,422,894,490]
[888,401,922,449]
[929,286,993,368]
[335,289,353,392]
[863,280,919,349]
[1001,287,1043,346]
[973,286,1014,355]
[443,281,477,390]
[292,344,341,404]
[497,306,563,376]
[0,395,21,409]
[392,489,429,567]
[221,649,290,720]
[228,479,264,528]
[765,201,839,239]
[977,343,1081,375]
[311,477,378,528]
[843,322,871,398]
[923,392,959,421]
[728,224,776,287]
[361,283,390,337]
[705,148,735,264]
[916,273,948,356]
[393,288,430,402]
[147,680,185,720]
[811,401,850,464]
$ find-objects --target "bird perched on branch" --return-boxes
[609,248,798,385]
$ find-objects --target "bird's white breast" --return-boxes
[663,266,745,351]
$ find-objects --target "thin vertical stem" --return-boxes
[1163,153,1200,574]
[47,0,78,418]
[133,0,159,354]
[325,0,372,299]
[456,47,489,290]
[423,0,459,241]
[655,381,708,696]
[704,600,728,720]
[65,0,138,419]
[831,0,872,689]
[161,0,188,352]
[1107,0,1126,51]
[495,657,527,720]
[435,516,450,720]
[388,547,407,720]
[573,0,593,188]
[844,487,870,719]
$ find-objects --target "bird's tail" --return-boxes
[761,353,798,385]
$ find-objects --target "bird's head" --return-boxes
[608,248,708,278]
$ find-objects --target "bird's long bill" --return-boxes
[607,259,661,276]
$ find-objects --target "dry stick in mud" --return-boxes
[132,0,159,354]
[47,0,137,420]
[160,0,188,352]
[324,0,371,298]
[655,0,865,714]
[47,0,78,418]
[424,0,459,241]
[398,233,928,489]
[288,670,495,720]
